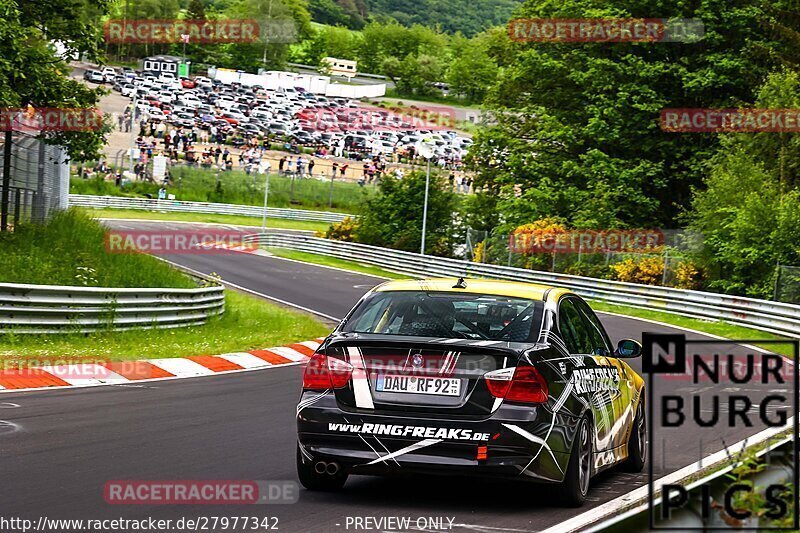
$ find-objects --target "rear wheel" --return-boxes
[622,400,646,473]
[296,444,348,491]
[557,417,592,507]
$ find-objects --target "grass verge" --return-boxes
[265,248,796,354]
[80,207,331,233]
[71,166,370,213]
[0,290,330,362]
[589,301,796,356]
[0,209,194,288]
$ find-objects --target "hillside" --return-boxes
[309,0,521,35]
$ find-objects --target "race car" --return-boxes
[296,278,646,506]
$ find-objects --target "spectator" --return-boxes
[278,156,286,175]
[331,161,339,179]
[308,159,315,177]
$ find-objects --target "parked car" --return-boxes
[83,70,105,83]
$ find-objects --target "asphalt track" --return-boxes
[0,220,792,532]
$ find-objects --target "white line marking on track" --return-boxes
[0,420,22,434]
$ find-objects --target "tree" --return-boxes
[468,0,800,231]
[0,0,110,159]
[356,172,460,255]
[223,0,313,70]
[303,25,360,65]
[187,0,207,19]
[688,70,800,297]
[447,44,498,103]
[0,0,112,230]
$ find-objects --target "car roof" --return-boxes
[373,278,571,302]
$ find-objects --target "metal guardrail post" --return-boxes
[0,282,225,334]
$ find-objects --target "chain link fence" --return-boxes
[465,227,699,289]
[774,264,800,304]
[0,132,70,229]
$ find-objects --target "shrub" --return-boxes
[674,261,703,290]
[320,216,358,241]
[611,257,665,285]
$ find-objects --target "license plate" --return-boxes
[375,375,461,396]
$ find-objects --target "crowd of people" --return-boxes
[108,104,475,193]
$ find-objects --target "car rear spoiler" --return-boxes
[324,333,546,358]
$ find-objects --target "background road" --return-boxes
[0,220,788,532]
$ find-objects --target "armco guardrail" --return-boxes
[246,232,800,338]
[0,282,225,334]
[69,194,350,223]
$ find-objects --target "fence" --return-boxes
[245,232,800,338]
[467,228,702,288]
[0,281,225,334]
[775,264,800,304]
[68,194,351,223]
[0,132,70,229]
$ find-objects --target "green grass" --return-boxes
[0,209,194,288]
[267,248,408,279]
[590,301,797,356]
[0,290,330,362]
[71,166,371,213]
[80,207,332,233]
[264,249,797,353]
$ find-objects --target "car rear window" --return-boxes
[342,291,544,342]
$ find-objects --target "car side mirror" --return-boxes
[615,339,642,358]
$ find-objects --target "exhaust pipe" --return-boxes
[314,461,327,474]
[326,462,340,475]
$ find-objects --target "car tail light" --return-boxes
[302,353,353,390]
[485,366,549,404]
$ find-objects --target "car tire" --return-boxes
[557,416,592,507]
[296,444,348,491]
[622,399,646,473]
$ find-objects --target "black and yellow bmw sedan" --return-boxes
[296,278,646,506]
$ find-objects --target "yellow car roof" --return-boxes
[374,278,571,302]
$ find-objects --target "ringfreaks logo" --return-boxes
[329,423,491,441]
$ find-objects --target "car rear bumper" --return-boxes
[296,393,575,483]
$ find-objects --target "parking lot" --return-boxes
[78,65,473,187]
